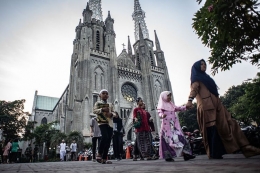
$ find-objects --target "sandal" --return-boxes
[96,154,102,163]
[101,159,112,164]
[146,157,152,160]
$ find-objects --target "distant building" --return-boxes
[30,0,173,142]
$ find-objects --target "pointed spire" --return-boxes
[89,0,103,21]
[138,23,144,41]
[128,36,132,56]
[79,19,82,25]
[134,0,142,11]
[132,0,149,41]
[108,11,111,19]
[86,2,90,10]
[154,30,161,51]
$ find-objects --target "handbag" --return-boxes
[133,111,142,128]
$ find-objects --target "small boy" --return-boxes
[93,89,118,164]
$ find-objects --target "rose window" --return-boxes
[121,84,137,102]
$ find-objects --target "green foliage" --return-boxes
[178,103,199,131]
[22,121,37,141]
[50,131,67,148]
[220,83,247,111]
[33,122,67,154]
[83,142,92,150]
[67,131,84,144]
[0,99,29,140]
[193,0,260,75]
[230,72,260,125]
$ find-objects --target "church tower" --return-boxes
[65,0,117,137]
[46,0,174,142]
[118,0,173,138]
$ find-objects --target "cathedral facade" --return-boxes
[31,0,173,142]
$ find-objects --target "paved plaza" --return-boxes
[0,154,260,173]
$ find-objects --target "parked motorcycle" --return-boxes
[182,127,206,155]
[241,125,260,148]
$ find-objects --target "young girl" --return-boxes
[157,91,195,161]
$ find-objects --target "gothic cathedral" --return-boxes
[31,0,173,142]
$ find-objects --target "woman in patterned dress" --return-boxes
[157,91,195,161]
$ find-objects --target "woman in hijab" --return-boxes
[186,59,260,159]
[133,97,152,161]
[157,91,195,162]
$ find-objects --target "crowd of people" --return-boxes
[0,138,39,164]
[89,59,260,164]
[1,59,260,165]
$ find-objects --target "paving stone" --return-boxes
[0,154,259,173]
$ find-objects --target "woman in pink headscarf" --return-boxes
[157,91,195,162]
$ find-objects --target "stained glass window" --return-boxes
[121,84,137,102]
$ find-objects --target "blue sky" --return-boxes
[0,0,259,113]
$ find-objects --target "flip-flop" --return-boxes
[96,155,102,163]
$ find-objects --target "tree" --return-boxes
[178,103,199,132]
[67,131,84,150]
[220,82,247,111]
[0,99,29,140]
[230,72,260,125]
[193,0,260,75]
[33,122,66,155]
[22,121,37,142]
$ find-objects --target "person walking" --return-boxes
[112,112,125,161]
[70,140,77,161]
[59,139,66,161]
[33,145,39,162]
[10,139,19,163]
[3,139,11,164]
[186,59,260,159]
[142,103,158,160]
[132,97,152,161]
[25,144,32,162]
[157,91,195,162]
[90,117,101,162]
[93,89,118,164]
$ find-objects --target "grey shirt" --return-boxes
[90,118,101,137]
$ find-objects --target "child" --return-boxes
[93,89,118,164]
[157,91,195,161]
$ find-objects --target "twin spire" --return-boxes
[132,0,149,41]
[89,0,103,21]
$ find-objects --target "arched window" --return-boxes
[121,83,137,102]
[150,51,154,66]
[94,72,97,89]
[101,74,103,89]
[154,80,162,102]
[96,30,100,50]
[41,117,47,125]
[93,95,98,107]
[136,53,140,70]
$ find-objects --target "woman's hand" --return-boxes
[186,101,193,109]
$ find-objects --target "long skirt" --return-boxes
[160,130,192,159]
[135,131,151,157]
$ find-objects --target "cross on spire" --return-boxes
[122,43,126,49]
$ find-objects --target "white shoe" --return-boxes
[92,159,97,162]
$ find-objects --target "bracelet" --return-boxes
[188,97,194,102]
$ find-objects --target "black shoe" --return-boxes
[184,154,195,161]
[165,158,174,162]
[209,156,223,159]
